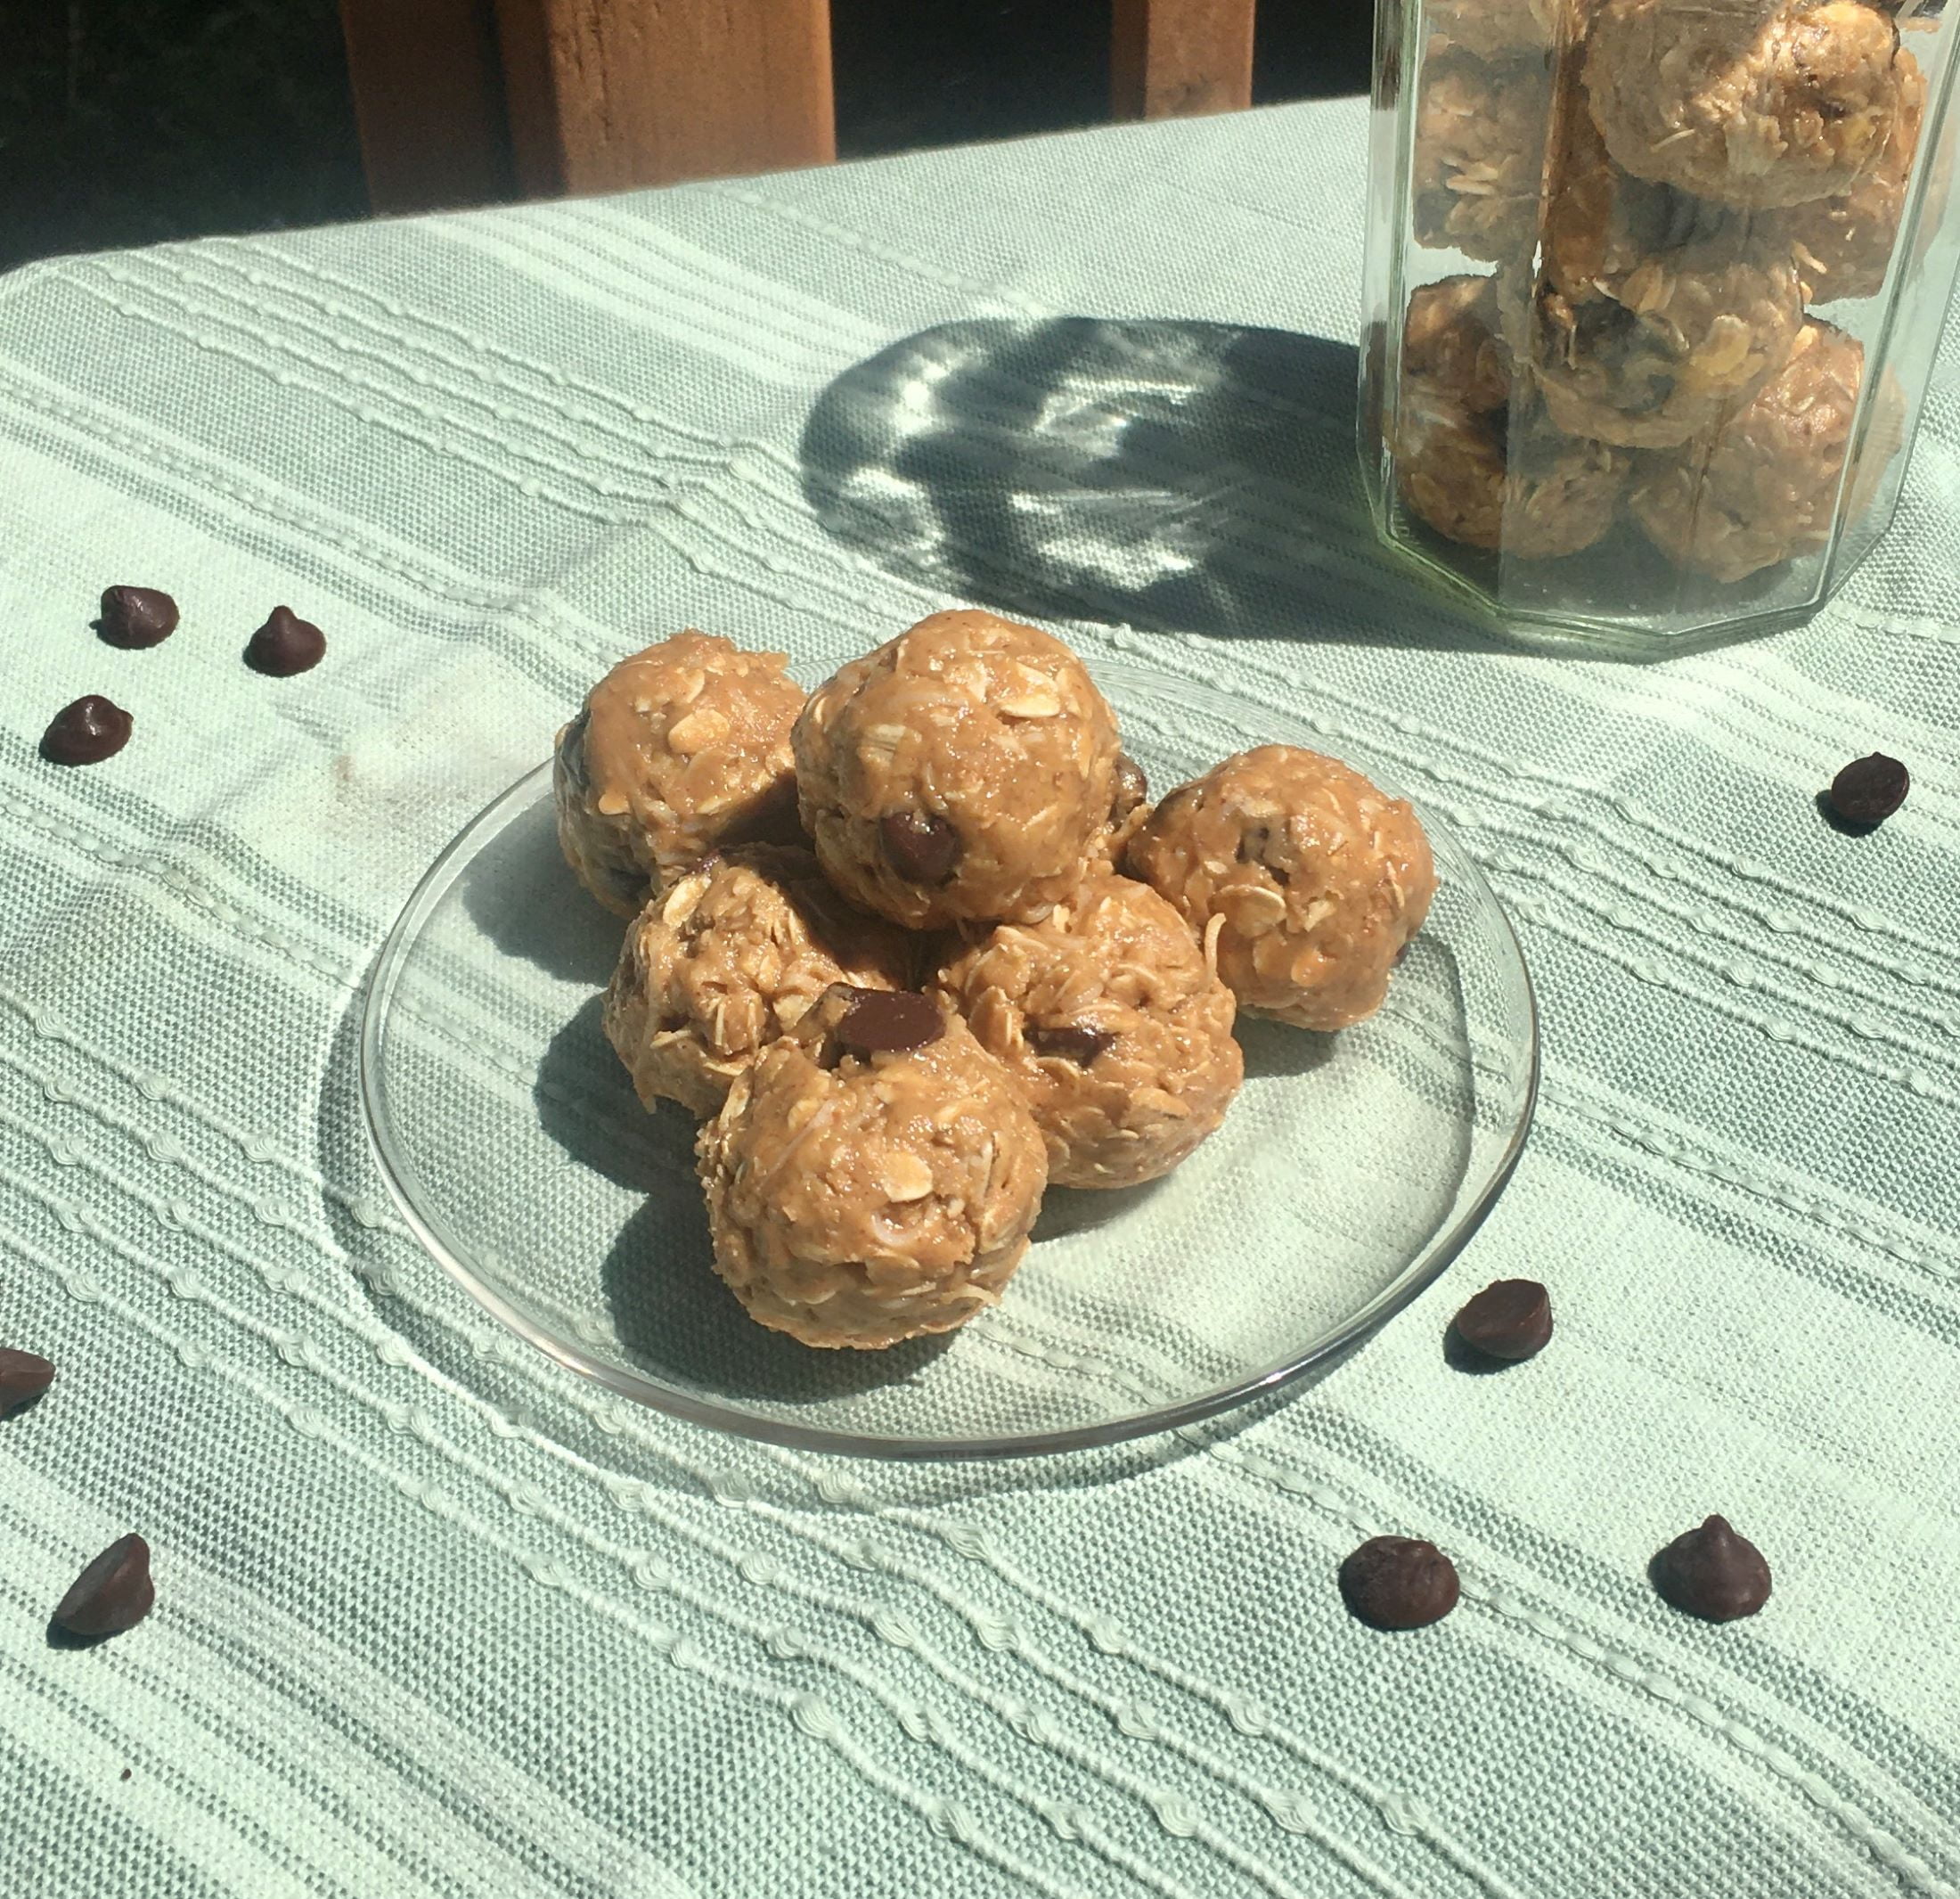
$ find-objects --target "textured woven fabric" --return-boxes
[4,95,1958,1898]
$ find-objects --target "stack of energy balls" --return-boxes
[1404,0,1924,578]
[553,614,1436,1349]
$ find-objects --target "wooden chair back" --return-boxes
[340,0,1257,214]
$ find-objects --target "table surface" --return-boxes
[4,92,1958,1899]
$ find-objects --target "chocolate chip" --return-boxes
[556,705,592,795]
[1026,1022,1116,1066]
[879,809,960,884]
[1235,820,1290,883]
[1653,1515,1771,1623]
[1829,754,1908,826]
[98,585,179,649]
[245,605,326,676]
[42,696,133,765]
[120,1768,132,1782]
[52,1534,154,1639]
[0,1348,55,1417]
[1111,753,1148,821]
[1339,1536,1459,1630]
[836,988,944,1056]
[1450,1279,1553,1363]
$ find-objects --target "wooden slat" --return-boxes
[1111,0,1257,120]
[339,0,514,214]
[492,0,836,198]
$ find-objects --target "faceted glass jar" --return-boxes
[1360,0,1960,651]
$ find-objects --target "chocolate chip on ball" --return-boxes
[879,809,960,884]
[1026,1022,1117,1066]
[835,988,944,1056]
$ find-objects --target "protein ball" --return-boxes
[1426,0,1572,61]
[1530,233,1805,449]
[1403,274,1514,416]
[1413,52,1554,262]
[1542,91,1747,302]
[696,986,1048,1348]
[603,844,916,1117]
[1629,321,1891,581]
[1123,746,1438,1032]
[1397,383,1629,558]
[1785,45,1925,302]
[553,631,806,917]
[792,610,1122,930]
[1584,0,1905,209]
[936,871,1243,1189]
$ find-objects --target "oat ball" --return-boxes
[1398,382,1629,559]
[1426,0,1569,61]
[936,872,1243,1190]
[1585,0,1905,208]
[1629,319,1891,579]
[1400,278,1626,554]
[602,845,917,1117]
[1785,46,1925,301]
[697,985,1048,1348]
[1123,748,1438,1032]
[1404,274,1514,413]
[555,632,805,916]
[1542,90,1748,299]
[1529,233,1805,447]
[793,610,1122,930]
[1414,52,1553,261]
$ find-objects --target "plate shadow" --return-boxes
[600,1195,956,1404]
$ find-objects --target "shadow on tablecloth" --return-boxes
[798,315,1504,654]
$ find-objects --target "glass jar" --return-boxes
[1360,0,1960,651]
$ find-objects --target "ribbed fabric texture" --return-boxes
[2,97,1956,1898]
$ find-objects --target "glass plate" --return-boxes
[359,661,1538,1458]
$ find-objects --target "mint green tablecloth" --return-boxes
[4,94,1959,1899]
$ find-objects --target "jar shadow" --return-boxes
[798,315,1499,654]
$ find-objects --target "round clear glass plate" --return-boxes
[359,661,1538,1459]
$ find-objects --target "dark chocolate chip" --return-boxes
[1450,1279,1553,1363]
[1653,1515,1771,1623]
[53,1534,154,1639]
[836,988,944,1056]
[120,1768,132,1782]
[1338,1536,1459,1630]
[1111,753,1148,821]
[1828,754,1908,826]
[0,1348,56,1416]
[98,585,179,649]
[42,696,133,765]
[245,605,327,676]
[556,705,592,795]
[879,809,961,884]
[1026,1022,1116,1067]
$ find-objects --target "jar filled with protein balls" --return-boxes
[1360,0,1960,648]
